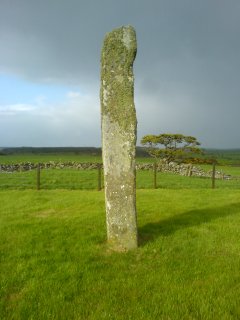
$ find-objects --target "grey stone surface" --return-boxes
[100,25,138,251]
[0,161,229,179]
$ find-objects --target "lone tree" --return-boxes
[141,133,202,163]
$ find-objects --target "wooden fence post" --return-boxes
[188,164,193,177]
[98,163,102,191]
[153,162,157,189]
[212,162,216,189]
[37,163,41,190]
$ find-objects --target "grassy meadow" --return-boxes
[0,151,240,319]
[0,153,103,164]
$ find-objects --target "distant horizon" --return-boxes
[1,146,240,151]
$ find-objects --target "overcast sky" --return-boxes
[0,0,239,148]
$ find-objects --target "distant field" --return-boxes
[0,153,154,164]
[0,147,240,164]
[203,149,240,165]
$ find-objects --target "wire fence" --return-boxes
[0,166,102,191]
[0,162,239,191]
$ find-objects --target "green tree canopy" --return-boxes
[141,133,202,163]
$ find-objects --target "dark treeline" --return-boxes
[203,149,240,160]
[0,147,102,155]
[1,147,239,163]
[0,146,149,157]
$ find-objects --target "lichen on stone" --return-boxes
[100,25,138,251]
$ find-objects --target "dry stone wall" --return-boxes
[136,161,229,179]
[0,160,230,179]
[0,162,101,172]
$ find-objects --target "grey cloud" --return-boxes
[0,0,240,147]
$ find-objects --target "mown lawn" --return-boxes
[1,188,240,319]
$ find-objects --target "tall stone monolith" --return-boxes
[100,25,138,251]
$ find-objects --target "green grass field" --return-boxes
[1,152,240,319]
[0,153,103,164]
[1,189,240,319]
[0,165,240,191]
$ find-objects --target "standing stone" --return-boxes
[100,25,138,251]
